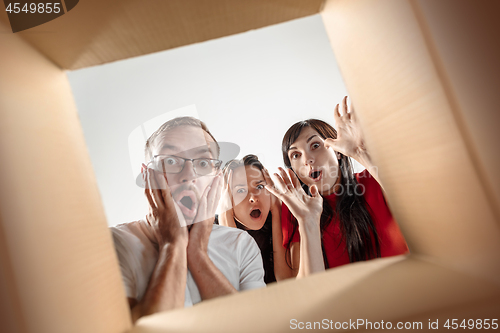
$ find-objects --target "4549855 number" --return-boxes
[5,3,61,14]
[444,319,498,330]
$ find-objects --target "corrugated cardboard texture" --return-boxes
[0,0,324,70]
[322,0,500,282]
[0,21,131,333]
[130,256,500,333]
[414,0,500,233]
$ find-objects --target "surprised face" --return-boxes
[287,127,340,195]
[231,165,271,230]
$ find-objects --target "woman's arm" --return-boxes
[270,197,297,280]
[264,168,325,277]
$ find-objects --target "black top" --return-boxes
[235,214,276,284]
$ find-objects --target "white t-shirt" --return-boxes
[110,221,265,307]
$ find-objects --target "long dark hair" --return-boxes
[282,119,380,268]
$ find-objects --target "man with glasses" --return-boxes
[111,117,265,322]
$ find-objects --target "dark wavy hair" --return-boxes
[282,119,380,268]
[222,154,264,184]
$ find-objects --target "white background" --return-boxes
[68,15,359,226]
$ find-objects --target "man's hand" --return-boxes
[187,172,223,255]
[144,166,188,247]
[129,167,189,322]
[218,169,236,228]
[185,172,237,300]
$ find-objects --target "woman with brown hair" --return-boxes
[264,97,409,278]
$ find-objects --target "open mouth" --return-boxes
[180,196,194,210]
[250,209,261,219]
[310,170,322,181]
[174,190,198,219]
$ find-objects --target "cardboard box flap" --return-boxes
[0,0,324,70]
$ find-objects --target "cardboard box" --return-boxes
[1,1,499,332]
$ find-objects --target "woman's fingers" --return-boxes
[263,169,274,187]
[310,184,320,197]
[324,137,334,148]
[278,167,295,191]
[349,103,357,122]
[264,184,280,199]
[273,172,290,194]
[334,103,343,126]
[342,96,349,117]
[287,168,302,191]
[335,96,352,125]
[263,169,282,198]
[324,138,342,154]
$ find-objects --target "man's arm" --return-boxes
[187,246,237,300]
[187,173,237,300]
[128,168,189,322]
[130,242,187,322]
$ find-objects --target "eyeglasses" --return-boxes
[147,154,222,176]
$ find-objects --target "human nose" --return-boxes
[248,191,259,203]
[179,160,197,182]
[303,152,314,165]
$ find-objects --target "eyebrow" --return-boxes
[159,143,178,152]
[159,144,212,157]
[193,147,212,155]
[306,134,318,143]
[288,135,318,152]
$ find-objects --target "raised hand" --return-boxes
[185,172,237,300]
[324,96,368,160]
[263,167,323,227]
[188,172,223,254]
[144,167,188,247]
[217,170,236,228]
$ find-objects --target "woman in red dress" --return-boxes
[264,96,409,278]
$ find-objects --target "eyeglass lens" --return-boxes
[154,156,220,175]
